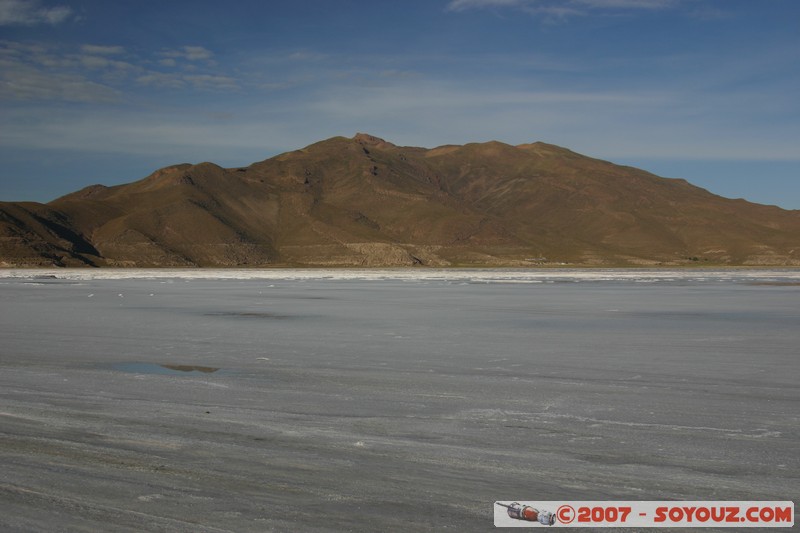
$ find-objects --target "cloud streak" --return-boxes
[0,0,72,26]
[80,44,126,56]
[0,40,239,103]
[447,0,680,17]
[0,66,120,102]
[160,46,215,63]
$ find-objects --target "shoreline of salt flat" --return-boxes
[2,266,800,282]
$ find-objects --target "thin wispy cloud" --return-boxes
[183,74,238,91]
[135,72,186,90]
[0,40,239,102]
[447,0,522,10]
[447,0,679,17]
[0,41,122,102]
[574,0,677,8]
[0,65,120,103]
[136,72,239,91]
[160,45,215,63]
[81,44,126,56]
[0,0,72,26]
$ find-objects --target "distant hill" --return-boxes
[2,133,799,267]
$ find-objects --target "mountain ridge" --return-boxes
[2,134,799,267]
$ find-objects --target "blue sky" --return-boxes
[1,0,799,209]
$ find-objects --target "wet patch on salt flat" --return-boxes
[111,363,228,376]
[203,311,293,319]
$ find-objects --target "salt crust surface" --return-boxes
[3,267,799,283]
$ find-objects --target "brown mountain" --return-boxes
[2,133,799,267]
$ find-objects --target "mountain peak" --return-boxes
[352,133,395,148]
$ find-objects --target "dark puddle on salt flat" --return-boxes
[204,311,291,319]
[112,363,230,376]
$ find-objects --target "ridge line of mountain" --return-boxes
[2,133,799,267]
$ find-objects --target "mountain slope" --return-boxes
[0,201,101,267]
[2,133,799,267]
[424,140,800,264]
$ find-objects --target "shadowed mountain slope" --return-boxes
[2,133,799,267]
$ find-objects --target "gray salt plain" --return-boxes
[1,268,798,532]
